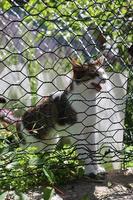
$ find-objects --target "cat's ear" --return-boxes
[92,56,105,66]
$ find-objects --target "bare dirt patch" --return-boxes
[59,169,133,200]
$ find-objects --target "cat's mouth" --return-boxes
[91,83,102,91]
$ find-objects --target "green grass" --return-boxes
[0,130,84,193]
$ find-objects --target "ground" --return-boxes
[4,169,133,200]
[60,168,133,200]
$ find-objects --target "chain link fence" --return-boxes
[0,0,132,192]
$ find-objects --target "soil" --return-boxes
[60,168,133,200]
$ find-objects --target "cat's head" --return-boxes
[71,56,107,91]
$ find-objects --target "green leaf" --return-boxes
[43,187,55,200]
[43,167,55,185]
[6,161,19,170]
[28,157,44,166]
[15,192,29,200]
[81,194,89,200]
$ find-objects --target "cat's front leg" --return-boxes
[77,149,106,177]
[84,163,106,177]
[76,132,106,178]
[84,146,106,178]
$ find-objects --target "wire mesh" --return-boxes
[0,0,132,191]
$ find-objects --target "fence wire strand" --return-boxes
[0,0,132,191]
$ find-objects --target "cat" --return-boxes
[0,56,107,176]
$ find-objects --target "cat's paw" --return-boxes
[85,165,107,180]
